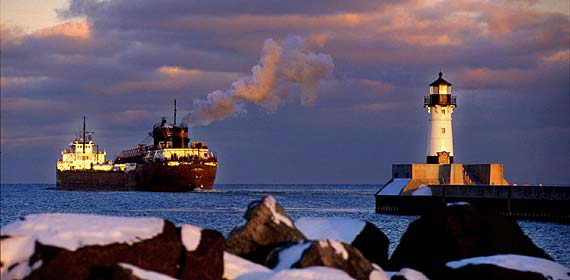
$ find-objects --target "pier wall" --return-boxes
[375,185,570,222]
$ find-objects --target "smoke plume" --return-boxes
[183,35,334,126]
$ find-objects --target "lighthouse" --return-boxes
[424,72,456,164]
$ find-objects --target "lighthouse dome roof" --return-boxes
[429,72,452,87]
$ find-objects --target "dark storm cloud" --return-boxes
[1,0,568,184]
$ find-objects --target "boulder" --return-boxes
[444,254,570,280]
[226,196,306,264]
[296,217,389,266]
[180,226,225,280]
[24,223,181,280]
[0,213,225,280]
[267,239,375,280]
[388,203,553,279]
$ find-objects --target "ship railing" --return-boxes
[158,149,218,163]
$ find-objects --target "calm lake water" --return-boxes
[1,184,569,266]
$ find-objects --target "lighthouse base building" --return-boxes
[380,163,509,195]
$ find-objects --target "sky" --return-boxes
[1,0,569,185]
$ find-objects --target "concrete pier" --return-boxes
[375,184,570,222]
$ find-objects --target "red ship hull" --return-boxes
[56,162,217,192]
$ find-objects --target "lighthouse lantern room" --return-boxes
[424,72,457,164]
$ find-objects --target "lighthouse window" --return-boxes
[441,128,446,134]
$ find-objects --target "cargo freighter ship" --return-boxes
[56,107,218,192]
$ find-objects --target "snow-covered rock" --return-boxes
[1,213,165,252]
[446,254,570,280]
[1,213,177,280]
[266,239,380,280]
[225,251,378,280]
[0,213,225,280]
[295,217,389,265]
[388,203,553,279]
[226,196,306,264]
[180,228,225,280]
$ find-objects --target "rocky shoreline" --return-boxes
[1,196,568,280]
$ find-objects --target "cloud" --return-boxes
[34,20,91,39]
[100,66,241,94]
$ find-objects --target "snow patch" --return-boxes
[269,266,354,280]
[295,217,365,243]
[378,179,410,195]
[223,252,272,280]
[263,196,293,227]
[369,264,390,280]
[181,224,202,251]
[411,186,432,196]
[119,263,177,280]
[273,242,312,271]
[446,254,570,280]
[318,239,349,260]
[1,213,164,251]
[224,251,358,280]
[446,201,470,207]
[394,268,429,280]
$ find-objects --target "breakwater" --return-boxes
[376,185,570,222]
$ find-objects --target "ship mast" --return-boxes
[174,99,177,126]
[83,116,86,153]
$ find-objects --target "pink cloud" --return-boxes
[457,67,537,88]
[34,20,91,39]
[99,66,241,94]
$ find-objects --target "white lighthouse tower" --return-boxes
[424,72,456,164]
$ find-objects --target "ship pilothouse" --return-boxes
[56,117,111,171]
[424,72,457,164]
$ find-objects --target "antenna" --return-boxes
[83,116,86,153]
[174,99,177,125]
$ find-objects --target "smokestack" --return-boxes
[183,35,334,126]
